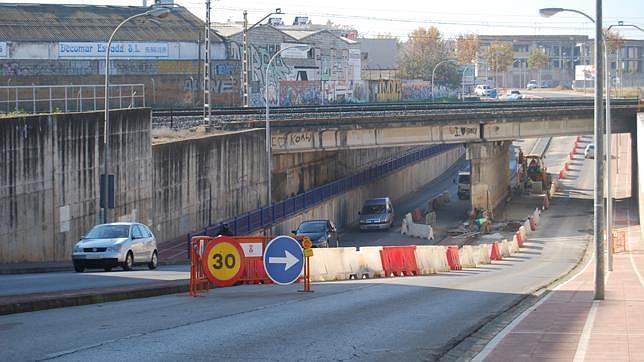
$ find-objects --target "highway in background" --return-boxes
[0,136,593,361]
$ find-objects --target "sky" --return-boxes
[4,0,644,40]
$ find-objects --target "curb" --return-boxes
[0,280,188,316]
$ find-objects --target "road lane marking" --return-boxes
[472,250,594,362]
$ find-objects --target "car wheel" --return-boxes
[73,262,85,273]
[103,267,112,272]
[148,251,158,270]
[122,251,134,271]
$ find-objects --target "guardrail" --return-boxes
[0,84,145,114]
[186,143,461,250]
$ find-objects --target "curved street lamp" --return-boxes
[264,44,310,233]
[432,60,455,102]
[102,6,170,224]
[539,5,605,299]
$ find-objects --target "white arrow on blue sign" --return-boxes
[263,235,304,285]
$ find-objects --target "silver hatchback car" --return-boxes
[72,222,158,272]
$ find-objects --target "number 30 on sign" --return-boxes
[201,236,245,287]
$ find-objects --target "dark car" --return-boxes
[293,220,340,248]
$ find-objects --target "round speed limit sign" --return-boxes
[202,236,245,287]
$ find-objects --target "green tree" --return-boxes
[398,26,460,86]
[527,48,549,71]
[456,34,480,65]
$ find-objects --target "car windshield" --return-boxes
[362,204,386,214]
[297,222,326,233]
[85,225,130,239]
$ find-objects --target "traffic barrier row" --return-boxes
[191,183,555,292]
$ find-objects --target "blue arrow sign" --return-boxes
[264,235,304,285]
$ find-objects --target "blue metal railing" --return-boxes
[186,143,461,246]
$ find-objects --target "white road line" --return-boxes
[573,300,600,362]
[472,252,594,362]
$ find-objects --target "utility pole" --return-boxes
[593,0,605,300]
[203,0,212,127]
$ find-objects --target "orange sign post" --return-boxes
[300,237,313,293]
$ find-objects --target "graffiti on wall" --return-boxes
[371,79,401,102]
[0,60,96,76]
[401,80,432,101]
[279,81,322,106]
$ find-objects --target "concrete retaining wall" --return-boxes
[151,130,267,243]
[0,109,152,263]
[274,146,465,234]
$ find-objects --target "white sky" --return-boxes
[5,0,644,40]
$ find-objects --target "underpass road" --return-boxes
[0,137,594,361]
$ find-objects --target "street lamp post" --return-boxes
[432,60,454,102]
[540,3,605,300]
[242,8,282,107]
[264,45,309,233]
[102,6,170,224]
[461,64,473,102]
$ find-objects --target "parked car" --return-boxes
[526,80,538,89]
[293,220,339,248]
[503,89,524,100]
[72,222,158,272]
[359,197,394,230]
[474,84,497,98]
[584,144,595,159]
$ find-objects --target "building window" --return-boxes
[513,45,529,52]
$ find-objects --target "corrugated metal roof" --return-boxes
[281,29,320,40]
[212,24,243,38]
[0,3,223,42]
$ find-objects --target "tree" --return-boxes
[398,26,460,86]
[456,34,480,64]
[483,41,514,73]
[604,28,625,52]
[527,48,549,71]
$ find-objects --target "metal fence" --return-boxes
[186,143,460,247]
[0,84,145,114]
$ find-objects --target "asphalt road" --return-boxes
[0,136,593,361]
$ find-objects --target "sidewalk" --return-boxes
[474,199,643,362]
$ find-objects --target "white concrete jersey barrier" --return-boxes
[356,246,385,278]
[401,213,434,240]
[459,245,477,268]
[415,245,450,274]
[500,239,511,257]
[475,244,492,264]
[309,248,354,281]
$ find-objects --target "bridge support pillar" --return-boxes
[469,140,511,218]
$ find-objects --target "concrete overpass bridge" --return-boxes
[219,98,640,220]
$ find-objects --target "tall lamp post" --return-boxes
[432,60,455,102]
[540,4,604,300]
[242,8,282,107]
[102,6,170,224]
[264,44,309,233]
